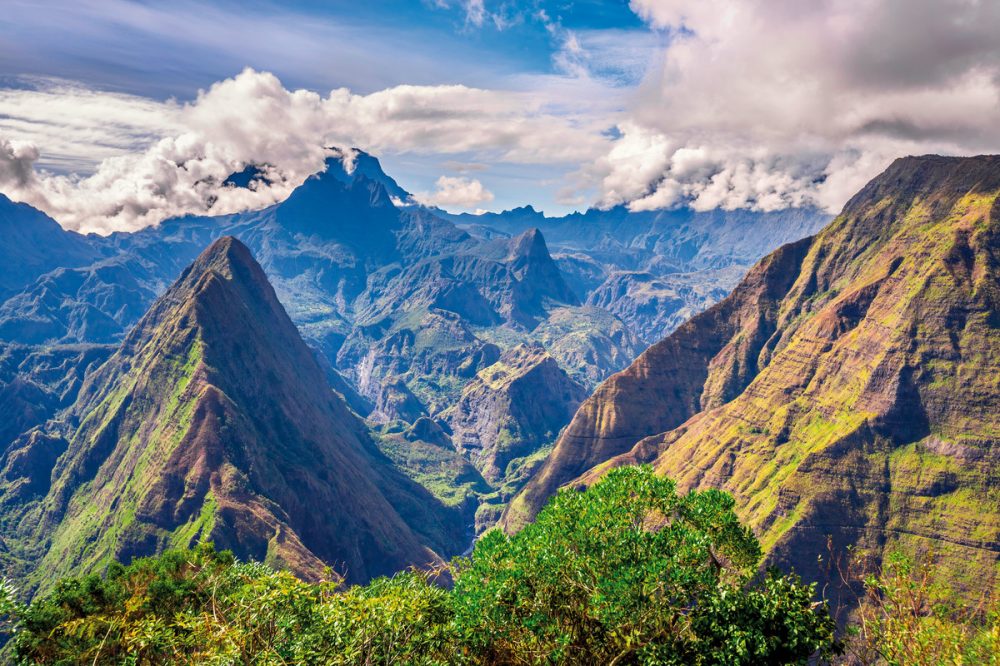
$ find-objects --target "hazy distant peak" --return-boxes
[322,147,411,202]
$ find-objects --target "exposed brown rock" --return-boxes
[3,237,463,589]
[505,156,1000,605]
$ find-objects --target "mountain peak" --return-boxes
[844,154,1000,217]
[192,235,252,269]
[321,147,411,201]
[505,155,1000,604]
[9,238,461,587]
[502,227,581,314]
[222,164,272,189]
[155,234,281,333]
[508,227,549,262]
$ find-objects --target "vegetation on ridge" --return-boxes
[1,467,838,665]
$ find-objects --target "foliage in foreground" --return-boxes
[843,550,1000,665]
[2,467,838,664]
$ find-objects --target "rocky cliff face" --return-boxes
[0,194,100,302]
[505,156,1000,602]
[0,238,463,589]
[586,267,742,345]
[449,344,587,484]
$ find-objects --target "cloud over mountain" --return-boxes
[0,70,608,233]
[2,0,1000,231]
[593,0,1000,212]
[413,176,495,210]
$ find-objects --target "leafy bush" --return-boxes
[4,466,839,665]
[843,551,1000,665]
[5,550,451,665]
[450,465,836,664]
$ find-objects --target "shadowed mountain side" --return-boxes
[504,155,1000,606]
[449,344,588,485]
[0,194,101,301]
[0,237,464,590]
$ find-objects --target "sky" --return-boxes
[1,0,1000,233]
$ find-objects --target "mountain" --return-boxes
[504,155,1000,602]
[0,149,826,537]
[323,147,412,202]
[449,344,587,484]
[444,205,830,343]
[0,238,463,589]
[0,194,100,301]
[0,343,112,453]
[586,266,742,344]
[445,205,826,271]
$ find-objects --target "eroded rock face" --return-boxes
[587,267,743,345]
[0,343,112,452]
[449,344,587,484]
[506,156,1000,604]
[503,236,813,532]
[0,238,463,590]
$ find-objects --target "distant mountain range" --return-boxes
[439,202,829,345]
[0,150,835,586]
[0,150,827,545]
[504,155,1000,606]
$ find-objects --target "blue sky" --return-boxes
[0,0,663,220]
[2,1,646,97]
[2,0,999,233]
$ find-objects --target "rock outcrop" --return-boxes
[0,238,463,590]
[505,156,1000,603]
[449,344,587,484]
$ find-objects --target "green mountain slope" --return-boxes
[0,237,463,590]
[505,155,1000,600]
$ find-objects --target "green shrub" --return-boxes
[450,466,837,664]
[5,466,839,665]
[843,551,1000,665]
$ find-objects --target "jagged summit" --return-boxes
[275,162,402,262]
[223,164,271,189]
[506,228,579,307]
[507,227,548,262]
[504,155,1000,604]
[0,237,462,589]
[323,147,411,201]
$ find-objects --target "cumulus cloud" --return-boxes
[0,69,608,233]
[413,175,495,209]
[4,1,1000,229]
[588,0,1000,213]
[0,138,39,189]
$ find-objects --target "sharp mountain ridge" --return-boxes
[504,155,1000,603]
[0,237,463,590]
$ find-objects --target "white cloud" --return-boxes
[463,0,486,27]
[0,78,183,173]
[593,0,1000,213]
[413,175,495,209]
[4,1,1000,228]
[0,69,609,233]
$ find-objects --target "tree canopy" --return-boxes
[3,466,838,665]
